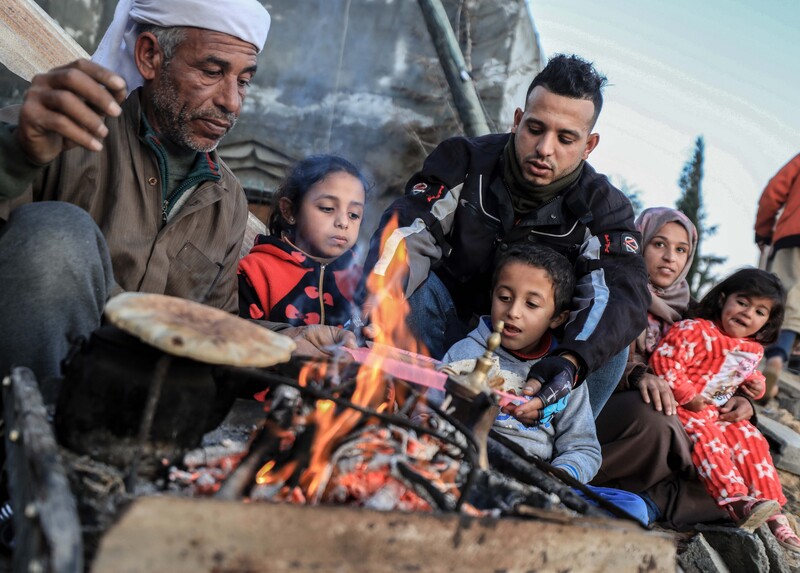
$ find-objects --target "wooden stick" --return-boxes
[416,0,490,137]
[0,0,88,81]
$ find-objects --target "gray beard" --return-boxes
[150,70,237,153]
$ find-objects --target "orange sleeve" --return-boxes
[755,154,800,243]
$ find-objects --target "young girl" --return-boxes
[651,268,800,551]
[238,155,368,328]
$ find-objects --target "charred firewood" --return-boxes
[466,470,560,514]
[486,435,605,517]
[395,459,455,511]
[489,430,645,524]
[4,367,83,573]
[215,385,308,500]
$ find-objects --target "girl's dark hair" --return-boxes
[269,155,369,236]
[687,267,786,344]
[492,243,575,316]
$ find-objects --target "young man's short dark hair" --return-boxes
[525,53,608,128]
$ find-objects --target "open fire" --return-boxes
[160,216,624,523]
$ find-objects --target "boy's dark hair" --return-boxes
[269,154,369,236]
[525,54,607,129]
[492,243,575,316]
[687,267,786,344]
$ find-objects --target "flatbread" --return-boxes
[104,292,295,367]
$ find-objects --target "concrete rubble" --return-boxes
[677,524,800,573]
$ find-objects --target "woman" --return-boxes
[592,207,755,529]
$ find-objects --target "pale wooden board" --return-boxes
[92,496,677,573]
[0,0,88,81]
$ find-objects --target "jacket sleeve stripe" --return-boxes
[372,184,463,296]
[575,268,610,341]
[574,235,610,341]
[372,218,428,277]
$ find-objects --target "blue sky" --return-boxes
[529,0,800,278]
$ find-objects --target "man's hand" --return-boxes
[504,355,577,425]
[719,395,755,423]
[282,325,358,357]
[636,372,677,415]
[682,394,712,413]
[17,59,127,164]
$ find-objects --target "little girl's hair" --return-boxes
[688,267,786,343]
[269,155,369,236]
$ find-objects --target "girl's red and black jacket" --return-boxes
[237,234,360,327]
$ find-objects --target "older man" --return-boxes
[0,0,351,381]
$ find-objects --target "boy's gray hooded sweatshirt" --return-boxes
[442,317,601,484]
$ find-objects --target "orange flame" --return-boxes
[256,214,427,501]
[365,213,428,357]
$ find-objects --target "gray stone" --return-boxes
[678,534,730,573]
[756,524,795,573]
[696,524,769,573]
[758,415,800,475]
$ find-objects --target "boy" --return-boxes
[440,244,648,522]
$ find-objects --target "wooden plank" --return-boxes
[0,0,88,81]
[93,497,676,573]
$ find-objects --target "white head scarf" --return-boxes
[92,0,270,94]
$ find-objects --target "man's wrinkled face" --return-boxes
[150,29,258,152]
[511,86,599,186]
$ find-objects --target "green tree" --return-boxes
[674,136,726,297]
[614,177,644,218]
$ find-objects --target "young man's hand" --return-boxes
[504,355,577,425]
[17,59,127,165]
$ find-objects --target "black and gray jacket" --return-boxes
[361,133,650,377]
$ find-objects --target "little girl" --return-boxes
[238,155,367,327]
[651,268,800,551]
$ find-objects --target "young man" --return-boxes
[0,0,352,381]
[361,54,649,423]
